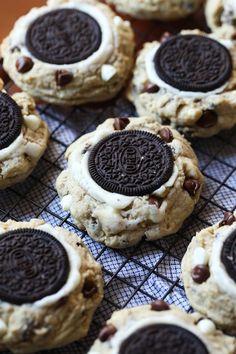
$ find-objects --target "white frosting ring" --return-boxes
[0,223,81,308]
[210,222,236,297]
[145,42,229,99]
[108,314,213,354]
[10,2,114,72]
[68,128,179,210]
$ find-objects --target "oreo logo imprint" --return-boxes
[119,324,209,354]
[0,228,69,304]
[88,130,174,196]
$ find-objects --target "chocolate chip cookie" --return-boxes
[128,30,236,138]
[0,218,103,353]
[182,211,236,334]
[56,116,203,248]
[1,0,134,105]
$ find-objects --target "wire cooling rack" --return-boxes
[0,5,236,354]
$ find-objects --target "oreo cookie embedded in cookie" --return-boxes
[119,324,209,354]
[0,92,22,149]
[221,229,236,282]
[0,228,69,304]
[88,130,174,196]
[154,35,232,92]
[26,9,102,65]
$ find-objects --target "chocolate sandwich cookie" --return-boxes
[0,228,69,304]
[88,303,235,354]
[182,212,236,334]
[88,130,174,196]
[0,90,49,190]
[56,116,203,248]
[0,92,22,149]
[1,0,134,105]
[128,30,236,138]
[106,0,203,20]
[0,219,103,353]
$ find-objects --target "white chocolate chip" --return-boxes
[0,319,7,337]
[101,65,117,82]
[25,142,41,158]
[197,319,216,334]
[61,195,72,211]
[192,247,209,267]
[24,114,41,131]
[114,16,123,26]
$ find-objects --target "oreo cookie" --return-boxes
[0,228,69,304]
[221,229,236,282]
[0,92,22,150]
[26,9,102,65]
[88,130,174,196]
[119,324,209,354]
[154,35,232,92]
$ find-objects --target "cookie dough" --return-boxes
[106,0,203,20]
[0,89,48,189]
[0,218,103,353]
[56,116,203,248]
[182,211,236,335]
[128,30,236,138]
[205,0,236,39]
[88,301,235,354]
[1,0,135,106]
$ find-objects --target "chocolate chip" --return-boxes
[142,83,160,94]
[191,265,210,284]
[197,110,218,128]
[16,56,34,73]
[160,32,171,43]
[98,324,117,342]
[183,178,200,196]
[161,118,171,125]
[82,279,98,298]
[151,299,170,311]
[148,195,159,205]
[159,127,173,143]
[219,212,236,227]
[55,70,73,86]
[113,117,130,131]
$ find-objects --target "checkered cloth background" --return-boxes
[0,6,236,354]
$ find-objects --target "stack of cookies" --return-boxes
[0,0,235,353]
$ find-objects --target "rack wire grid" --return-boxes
[0,5,236,354]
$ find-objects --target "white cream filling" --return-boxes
[10,2,114,72]
[68,128,179,210]
[107,314,213,353]
[210,222,236,297]
[192,247,209,268]
[221,0,236,25]
[0,132,25,161]
[145,43,230,99]
[0,223,81,308]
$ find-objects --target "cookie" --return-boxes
[88,302,235,354]
[128,30,236,138]
[0,219,103,353]
[205,0,236,40]
[182,211,236,334]
[1,0,135,106]
[0,90,49,189]
[106,0,203,20]
[56,116,203,248]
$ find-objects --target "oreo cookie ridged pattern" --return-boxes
[26,8,102,65]
[154,34,232,93]
[119,324,209,354]
[0,228,69,304]
[88,130,174,196]
[0,92,22,149]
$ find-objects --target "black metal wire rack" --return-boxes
[0,6,235,354]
